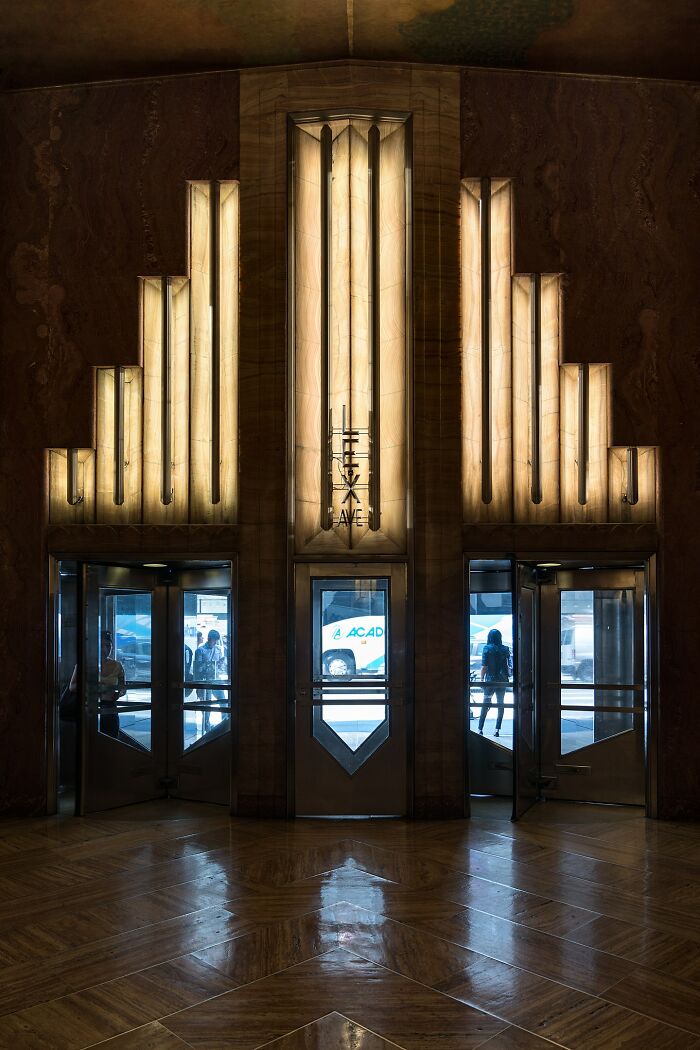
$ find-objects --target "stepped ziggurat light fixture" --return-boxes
[461,177,657,524]
[48,182,239,525]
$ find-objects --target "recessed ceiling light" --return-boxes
[537,562,561,568]
[143,562,167,568]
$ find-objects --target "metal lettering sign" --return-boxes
[331,406,369,528]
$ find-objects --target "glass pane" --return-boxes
[469,685,515,750]
[183,688,231,751]
[110,592,152,683]
[315,580,388,678]
[116,688,152,752]
[561,688,636,755]
[560,589,634,685]
[184,591,230,684]
[468,581,514,751]
[321,704,387,751]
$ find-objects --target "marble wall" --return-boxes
[1,62,698,817]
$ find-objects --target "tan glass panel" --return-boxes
[608,446,657,522]
[48,448,95,524]
[96,366,143,522]
[142,277,190,523]
[294,128,323,546]
[512,273,560,522]
[560,363,610,521]
[461,178,513,522]
[189,181,213,521]
[374,123,407,551]
[219,181,239,521]
[293,118,408,553]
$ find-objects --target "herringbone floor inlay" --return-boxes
[0,801,699,1047]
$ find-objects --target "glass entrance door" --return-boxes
[81,563,232,812]
[539,568,646,805]
[294,564,407,816]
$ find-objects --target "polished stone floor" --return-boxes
[0,799,699,1048]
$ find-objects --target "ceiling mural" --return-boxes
[0,0,697,89]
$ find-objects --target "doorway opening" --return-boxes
[52,559,234,814]
[467,557,652,820]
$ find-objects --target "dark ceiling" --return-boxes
[1,0,698,90]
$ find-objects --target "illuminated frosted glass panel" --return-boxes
[461,178,513,522]
[96,366,143,523]
[49,448,95,524]
[293,117,409,553]
[608,446,657,522]
[142,277,190,522]
[512,273,561,522]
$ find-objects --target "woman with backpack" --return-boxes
[478,628,512,738]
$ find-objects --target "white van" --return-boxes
[321,616,386,676]
[560,623,594,680]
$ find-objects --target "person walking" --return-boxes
[478,628,512,738]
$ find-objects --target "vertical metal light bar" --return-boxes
[320,124,333,529]
[67,448,80,506]
[577,362,589,506]
[114,366,125,506]
[210,181,221,505]
[161,276,173,505]
[480,177,492,504]
[368,123,381,530]
[530,273,542,504]
[626,446,639,505]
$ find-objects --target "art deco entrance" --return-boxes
[58,562,233,813]
[468,560,649,816]
[293,564,408,816]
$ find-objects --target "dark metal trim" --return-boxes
[625,446,639,506]
[162,276,173,506]
[530,273,542,504]
[480,177,492,504]
[320,124,333,530]
[312,703,390,775]
[67,448,81,506]
[210,181,221,505]
[114,366,125,506]
[368,123,381,530]
[577,363,589,506]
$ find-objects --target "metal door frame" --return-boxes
[48,553,237,815]
[464,552,657,819]
[290,561,410,817]
[539,565,647,807]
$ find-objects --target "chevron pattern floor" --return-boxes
[0,800,699,1048]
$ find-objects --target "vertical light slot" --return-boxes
[368,123,380,530]
[114,365,125,506]
[320,124,333,530]
[210,181,221,506]
[530,273,542,505]
[577,363,589,506]
[625,446,639,506]
[67,448,80,506]
[480,177,492,505]
[161,276,173,505]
